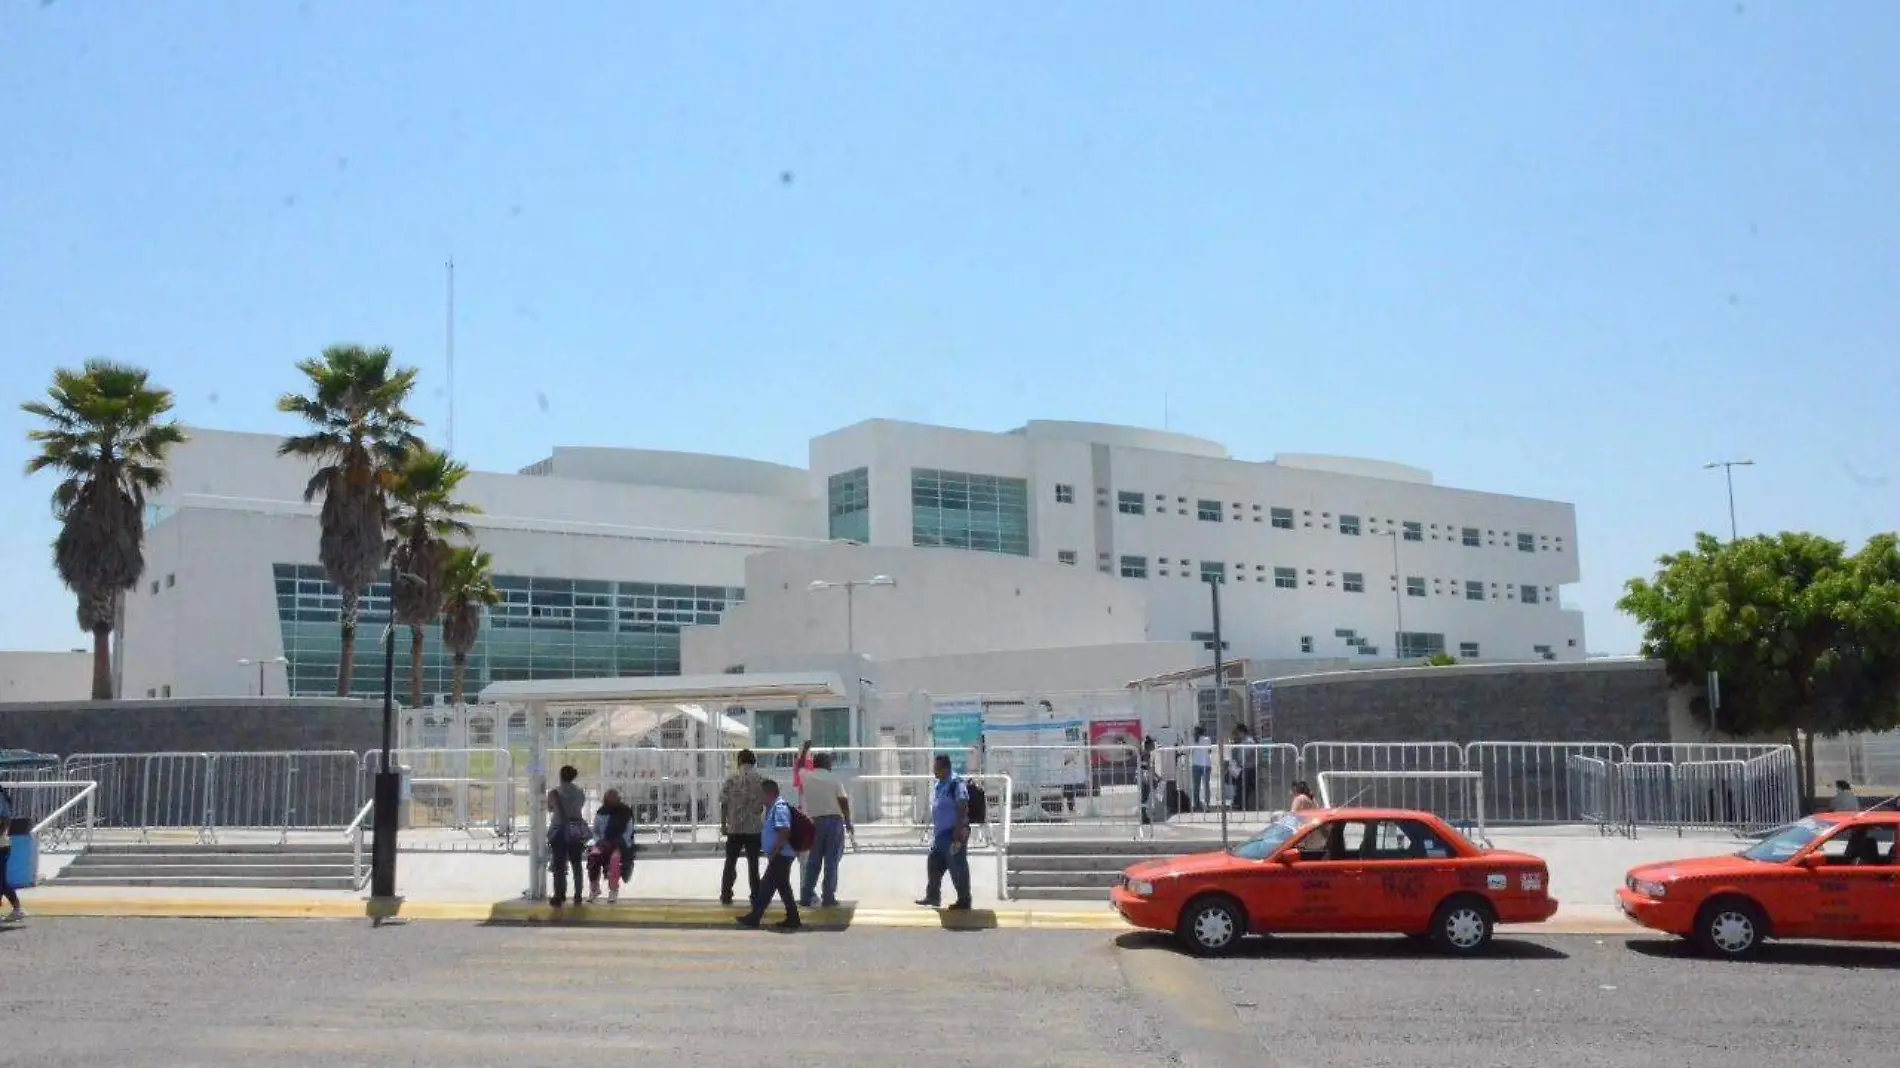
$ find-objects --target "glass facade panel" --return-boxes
[910,468,1029,556]
[1397,631,1447,659]
[828,467,870,542]
[273,564,744,699]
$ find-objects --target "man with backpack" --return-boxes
[917,754,975,911]
[736,778,803,931]
[0,783,24,923]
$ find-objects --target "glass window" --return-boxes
[1521,584,1541,604]
[827,467,870,543]
[1057,550,1077,566]
[1366,819,1455,860]
[1403,521,1423,542]
[1117,491,1146,516]
[1054,483,1074,504]
[1119,555,1148,579]
[1397,632,1447,658]
[1462,527,1481,547]
[1459,642,1480,659]
[1274,567,1297,589]
[1342,572,1365,593]
[1406,576,1426,597]
[1742,818,1829,863]
[911,468,1030,556]
[1230,813,1309,860]
[1518,532,1535,552]
[1299,636,1314,654]
[1196,499,1223,522]
[813,706,852,750]
[1200,561,1226,583]
[1339,514,1361,536]
[1465,580,1484,601]
[1270,507,1294,530]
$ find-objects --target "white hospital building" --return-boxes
[119,419,1585,715]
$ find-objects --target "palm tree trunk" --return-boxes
[337,587,359,697]
[409,624,426,709]
[90,622,113,700]
[451,652,467,707]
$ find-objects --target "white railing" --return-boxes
[7,780,98,853]
[854,773,1014,900]
[346,799,375,888]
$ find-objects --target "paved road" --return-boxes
[5,920,1900,1067]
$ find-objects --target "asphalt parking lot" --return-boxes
[4,920,1899,1068]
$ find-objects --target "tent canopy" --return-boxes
[561,702,749,745]
[479,671,847,707]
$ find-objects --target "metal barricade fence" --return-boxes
[62,753,214,840]
[1300,742,1472,821]
[1465,742,1627,826]
[2,780,98,852]
[1738,749,1803,833]
[363,748,515,838]
[209,752,362,837]
[1150,744,1299,823]
[1617,761,1678,829]
[984,743,1140,827]
[1566,755,1623,836]
[852,773,1014,899]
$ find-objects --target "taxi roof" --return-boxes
[1808,808,1900,825]
[1297,806,1459,822]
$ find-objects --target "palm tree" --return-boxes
[388,445,477,708]
[277,345,420,696]
[439,545,500,707]
[23,361,187,699]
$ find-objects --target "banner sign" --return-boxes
[930,700,985,774]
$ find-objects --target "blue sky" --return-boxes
[2,2,1895,657]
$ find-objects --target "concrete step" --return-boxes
[59,863,356,879]
[51,874,360,890]
[1008,870,1122,889]
[66,852,359,868]
[84,843,355,856]
[1006,853,1185,873]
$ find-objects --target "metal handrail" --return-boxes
[345,799,376,889]
[21,780,98,851]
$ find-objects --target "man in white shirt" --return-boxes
[798,752,853,909]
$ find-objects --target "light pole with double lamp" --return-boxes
[807,575,897,654]
[1703,459,1754,541]
[237,656,287,696]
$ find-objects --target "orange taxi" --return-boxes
[1617,810,1900,959]
[1110,807,1558,955]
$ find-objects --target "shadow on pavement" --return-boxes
[1623,938,1900,969]
[1114,929,1570,960]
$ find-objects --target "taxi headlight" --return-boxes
[1125,878,1156,897]
[1634,879,1667,899]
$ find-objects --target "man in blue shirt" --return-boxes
[917,754,972,910]
[737,778,801,930]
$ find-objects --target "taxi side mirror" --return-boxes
[1275,851,1299,866]
[1797,853,1827,870]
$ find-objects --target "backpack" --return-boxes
[963,778,987,824]
[787,805,816,853]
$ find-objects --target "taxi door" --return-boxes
[1800,825,1900,942]
[1358,819,1458,931]
[1271,819,1375,933]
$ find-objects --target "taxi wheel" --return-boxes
[1694,898,1767,960]
[1428,897,1495,955]
[1178,895,1246,956]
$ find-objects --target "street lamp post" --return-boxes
[1206,573,1229,847]
[369,568,423,922]
[1703,459,1754,541]
[807,575,897,654]
[236,656,287,696]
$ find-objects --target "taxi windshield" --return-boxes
[1229,813,1310,860]
[1740,818,1829,863]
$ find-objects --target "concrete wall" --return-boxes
[1257,658,1669,744]
[0,651,92,703]
[0,697,384,757]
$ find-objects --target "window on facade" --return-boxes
[1402,522,1423,543]
[1117,491,1146,515]
[1518,532,1535,553]
[1300,636,1314,654]
[1521,584,1540,604]
[1339,514,1361,536]
[1461,527,1480,547]
[1057,550,1077,566]
[161,684,171,698]
[826,467,871,542]
[1397,632,1446,659]
[1054,483,1074,504]
[1406,576,1426,597]
[1533,644,1555,661]
[1273,567,1297,589]
[1465,580,1484,602]
[1342,572,1365,593]
[1190,630,1230,652]
[1200,561,1226,584]
[1459,642,1480,659]
[1270,507,1294,530]
[911,469,1030,555]
[1196,499,1223,522]
[1120,555,1148,579]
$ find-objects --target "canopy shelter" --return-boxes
[478,672,847,902]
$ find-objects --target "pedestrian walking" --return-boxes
[587,788,636,904]
[798,752,852,909]
[916,755,972,911]
[1138,736,1158,828]
[0,783,24,923]
[1232,724,1258,811]
[718,749,766,905]
[1289,780,1318,812]
[1832,780,1861,812]
[736,779,801,931]
[790,739,815,805]
[1191,727,1213,812]
[546,765,590,908]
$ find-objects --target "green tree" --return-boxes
[23,361,188,700]
[277,345,420,696]
[388,445,477,708]
[1423,652,1459,667]
[1618,531,1900,802]
[438,545,500,706]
